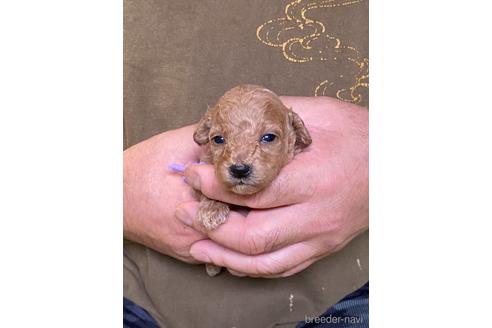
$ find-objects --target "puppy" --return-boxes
[193,84,312,276]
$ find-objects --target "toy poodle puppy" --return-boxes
[193,84,312,276]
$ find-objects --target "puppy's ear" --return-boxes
[193,110,212,145]
[288,110,312,153]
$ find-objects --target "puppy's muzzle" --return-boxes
[229,164,251,179]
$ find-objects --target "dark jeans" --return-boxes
[123,298,160,328]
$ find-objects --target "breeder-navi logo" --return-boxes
[304,314,364,325]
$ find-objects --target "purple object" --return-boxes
[168,163,186,173]
[168,161,208,174]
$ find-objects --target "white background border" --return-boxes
[370,1,492,326]
[0,1,122,327]
[1,1,491,327]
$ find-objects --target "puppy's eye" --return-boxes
[212,135,225,144]
[260,134,277,143]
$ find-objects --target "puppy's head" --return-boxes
[194,85,311,195]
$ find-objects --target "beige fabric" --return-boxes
[124,1,368,327]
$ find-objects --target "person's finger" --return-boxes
[176,200,300,255]
[223,237,355,278]
[153,230,207,265]
[266,231,363,278]
[266,256,321,278]
[188,239,319,277]
[227,259,316,278]
[176,201,338,255]
[183,161,317,208]
[227,269,248,277]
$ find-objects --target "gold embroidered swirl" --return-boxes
[256,0,368,104]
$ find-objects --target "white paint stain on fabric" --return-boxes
[356,258,362,270]
[289,293,294,312]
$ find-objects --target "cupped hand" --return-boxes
[176,97,368,277]
[124,125,207,263]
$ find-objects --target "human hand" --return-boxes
[176,97,368,277]
[124,125,207,263]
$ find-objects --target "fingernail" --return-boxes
[175,206,193,226]
[186,170,200,190]
[191,251,211,263]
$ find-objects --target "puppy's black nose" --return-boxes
[229,164,251,178]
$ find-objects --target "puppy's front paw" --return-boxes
[197,199,230,231]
